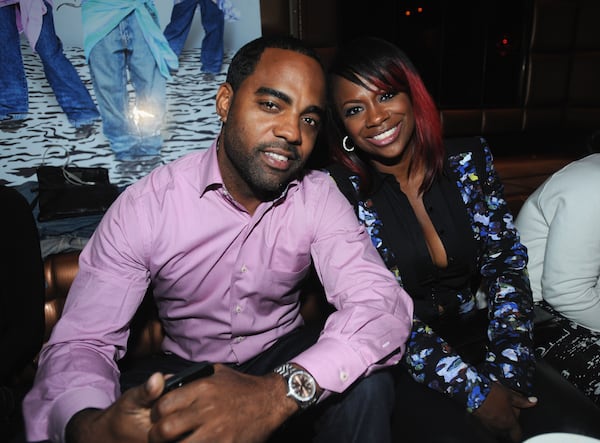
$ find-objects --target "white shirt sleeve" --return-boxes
[516,154,600,331]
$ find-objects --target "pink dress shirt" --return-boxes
[23,141,413,442]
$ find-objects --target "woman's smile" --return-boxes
[368,123,402,147]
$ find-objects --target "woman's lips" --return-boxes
[368,124,401,147]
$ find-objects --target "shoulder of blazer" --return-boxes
[444,136,488,179]
[444,136,486,158]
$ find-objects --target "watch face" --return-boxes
[289,371,316,401]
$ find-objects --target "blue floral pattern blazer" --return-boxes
[329,136,535,412]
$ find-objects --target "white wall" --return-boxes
[53,0,262,53]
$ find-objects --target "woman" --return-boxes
[325,36,600,442]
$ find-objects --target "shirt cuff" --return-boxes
[292,337,367,393]
[48,387,113,443]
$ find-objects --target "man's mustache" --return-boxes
[257,142,300,161]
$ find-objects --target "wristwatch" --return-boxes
[273,363,318,410]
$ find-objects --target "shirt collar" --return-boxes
[198,138,301,203]
[198,139,225,198]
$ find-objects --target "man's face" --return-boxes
[216,48,326,206]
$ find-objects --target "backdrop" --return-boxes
[52,0,262,52]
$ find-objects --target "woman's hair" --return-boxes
[327,36,444,195]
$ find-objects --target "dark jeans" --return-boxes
[0,2,99,126]
[163,0,225,73]
[120,324,395,443]
[392,344,600,442]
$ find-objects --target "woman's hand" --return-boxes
[472,382,538,442]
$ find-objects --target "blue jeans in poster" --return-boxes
[163,0,225,74]
[0,2,99,127]
[88,12,166,160]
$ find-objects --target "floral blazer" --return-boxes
[328,136,535,412]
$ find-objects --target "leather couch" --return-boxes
[43,251,164,362]
[494,154,575,215]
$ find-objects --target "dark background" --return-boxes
[260,0,600,156]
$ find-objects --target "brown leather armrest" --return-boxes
[44,251,81,300]
[43,251,80,341]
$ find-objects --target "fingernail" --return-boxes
[528,396,538,403]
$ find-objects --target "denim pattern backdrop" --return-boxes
[1,0,260,186]
[0,42,228,188]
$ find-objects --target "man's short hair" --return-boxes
[226,35,322,91]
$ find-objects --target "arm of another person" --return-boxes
[532,165,600,331]
[22,189,153,443]
[0,187,45,381]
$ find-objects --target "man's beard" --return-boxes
[222,129,304,201]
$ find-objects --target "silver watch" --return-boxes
[273,363,318,410]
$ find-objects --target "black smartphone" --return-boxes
[163,361,214,395]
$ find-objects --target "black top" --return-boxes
[368,161,479,322]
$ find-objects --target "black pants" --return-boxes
[391,344,600,442]
[120,324,396,443]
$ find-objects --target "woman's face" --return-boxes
[332,75,415,163]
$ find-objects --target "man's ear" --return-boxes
[216,83,234,123]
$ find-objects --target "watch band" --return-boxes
[273,363,318,410]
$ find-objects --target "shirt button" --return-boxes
[340,370,349,382]
[241,265,247,273]
[234,305,242,314]
[234,336,245,343]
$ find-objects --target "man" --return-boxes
[23,36,413,443]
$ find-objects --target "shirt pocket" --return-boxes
[267,261,311,285]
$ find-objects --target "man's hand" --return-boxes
[148,363,297,443]
[65,372,165,443]
[472,382,538,442]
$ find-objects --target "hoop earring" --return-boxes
[342,136,355,152]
